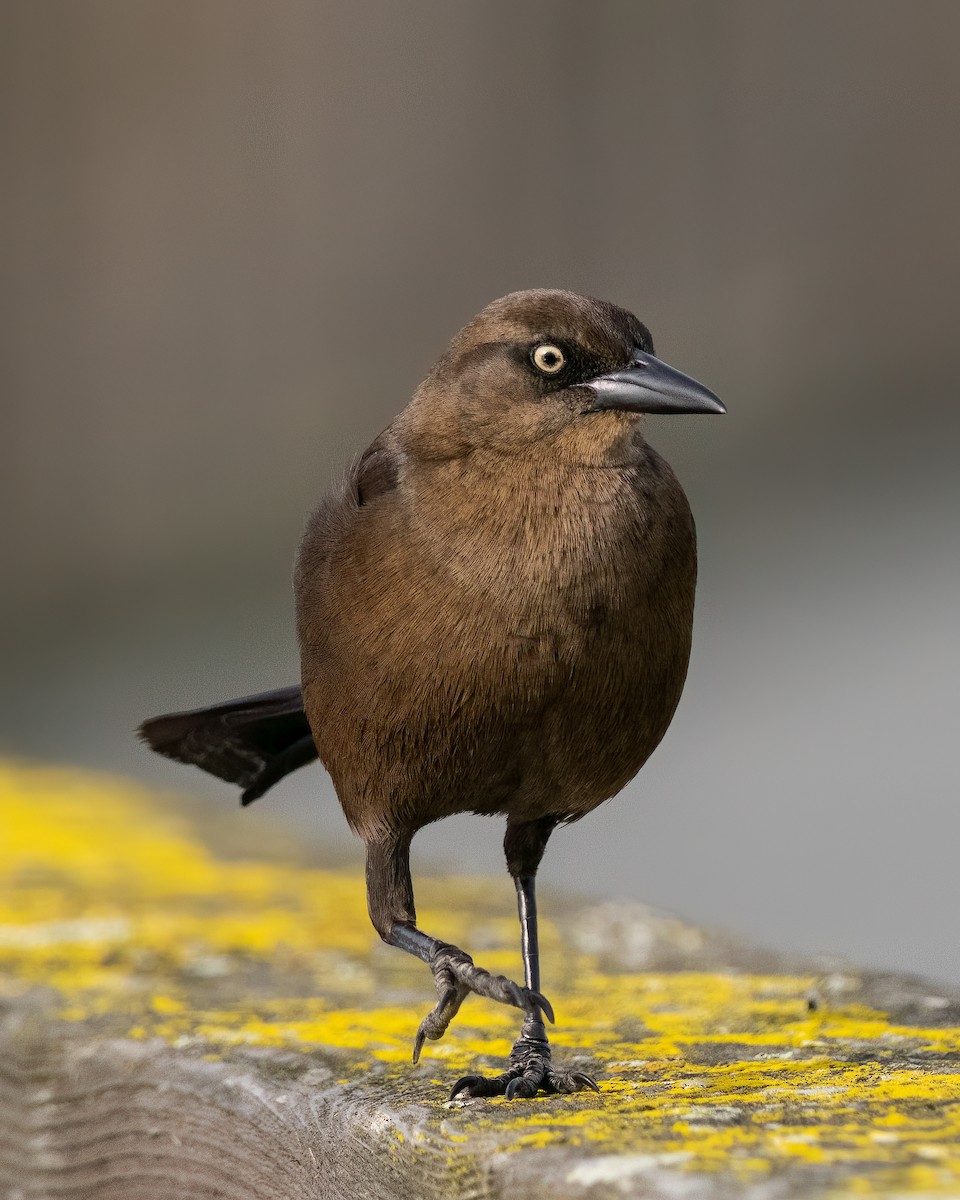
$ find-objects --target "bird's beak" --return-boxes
[585,350,725,415]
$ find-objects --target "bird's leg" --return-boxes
[451,818,599,1100]
[365,836,553,1064]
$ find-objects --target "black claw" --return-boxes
[451,1062,597,1101]
[450,1075,480,1100]
[412,1028,426,1064]
[505,1076,540,1100]
[532,991,555,1024]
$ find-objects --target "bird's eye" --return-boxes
[532,344,566,374]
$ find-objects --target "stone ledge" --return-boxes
[2,761,959,1198]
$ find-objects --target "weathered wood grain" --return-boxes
[2,762,959,1198]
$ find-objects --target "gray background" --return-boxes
[3,2,958,983]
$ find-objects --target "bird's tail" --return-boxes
[138,685,318,806]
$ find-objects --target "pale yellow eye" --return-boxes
[532,343,565,374]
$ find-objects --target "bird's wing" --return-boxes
[295,427,407,672]
[353,431,403,507]
[295,428,406,597]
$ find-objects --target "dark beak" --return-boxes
[585,350,725,415]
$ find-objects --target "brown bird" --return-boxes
[140,289,724,1099]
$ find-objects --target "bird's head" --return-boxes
[398,289,724,463]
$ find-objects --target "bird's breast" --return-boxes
[407,458,683,623]
[300,449,696,833]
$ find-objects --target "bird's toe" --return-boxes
[547,1069,601,1094]
[413,980,468,1061]
[449,1073,510,1100]
[504,1074,540,1100]
[440,952,554,1022]
[448,1056,599,1101]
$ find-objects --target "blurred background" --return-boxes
[2,1,958,983]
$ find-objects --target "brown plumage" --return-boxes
[140,289,724,1099]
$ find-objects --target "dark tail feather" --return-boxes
[138,685,318,805]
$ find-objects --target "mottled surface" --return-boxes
[2,762,959,1198]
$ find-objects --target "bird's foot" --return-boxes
[412,943,554,1063]
[449,1031,599,1101]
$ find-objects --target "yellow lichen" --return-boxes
[2,760,960,1192]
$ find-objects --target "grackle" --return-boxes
[141,289,724,1099]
